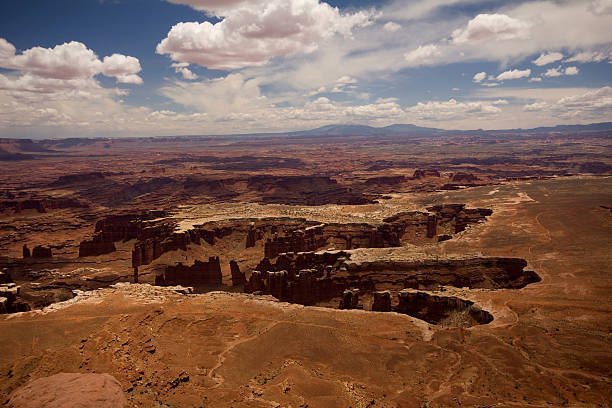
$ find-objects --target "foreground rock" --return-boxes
[8,373,127,408]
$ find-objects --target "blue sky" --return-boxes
[0,0,611,138]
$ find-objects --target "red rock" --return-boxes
[156,257,222,287]
[372,291,391,312]
[8,373,127,408]
[32,246,52,258]
[230,261,245,286]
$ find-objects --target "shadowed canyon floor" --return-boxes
[1,176,611,407]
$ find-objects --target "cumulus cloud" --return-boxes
[473,71,486,83]
[404,44,441,66]
[451,14,531,44]
[532,51,564,66]
[564,66,580,75]
[383,21,401,32]
[543,67,562,77]
[171,62,198,80]
[102,54,143,84]
[157,0,375,70]
[0,39,142,84]
[497,68,531,81]
[405,98,502,121]
[529,77,542,82]
[0,38,145,137]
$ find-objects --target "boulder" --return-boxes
[8,373,128,408]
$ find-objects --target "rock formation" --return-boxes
[230,261,245,286]
[451,172,479,183]
[339,289,360,309]
[155,257,222,287]
[0,197,88,214]
[261,205,493,258]
[0,282,29,313]
[372,291,391,312]
[22,244,30,258]
[396,290,493,327]
[412,169,441,179]
[32,246,52,258]
[7,373,128,408]
[348,257,539,290]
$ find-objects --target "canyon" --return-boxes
[0,129,610,407]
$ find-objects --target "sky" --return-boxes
[0,0,611,138]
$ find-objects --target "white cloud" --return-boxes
[451,14,531,44]
[528,77,542,82]
[566,50,610,63]
[523,101,548,111]
[331,75,358,92]
[387,1,612,69]
[0,38,16,61]
[497,68,531,81]
[101,54,143,84]
[171,62,198,80]
[405,98,502,121]
[532,51,564,66]
[0,39,142,84]
[564,66,580,76]
[543,67,562,77]
[589,0,612,15]
[157,0,375,70]
[0,39,146,137]
[519,87,612,119]
[383,21,401,32]
[473,71,486,83]
[404,44,441,66]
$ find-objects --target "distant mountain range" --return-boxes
[282,122,612,137]
[286,123,445,137]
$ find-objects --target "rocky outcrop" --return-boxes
[52,172,107,185]
[132,229,197,268]
[32,246,52,258]
[262,205,492,259]
[7,373,128,408]
[0,283,30,314]
[155,257,222,287]
[396,290,493,327]
[372,291,391,312]
[339,289,360,309]
[230,261,245,286]
[0,197,88,213]
[22,244,30,258]
[451,172,479,183]
[246,252,353,305]
[79,211,167,259]
[348,257,539,290]
[412,169,441,179]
